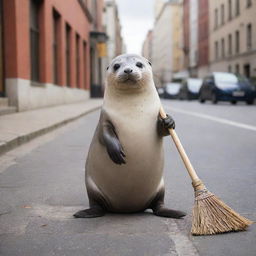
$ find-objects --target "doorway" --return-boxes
[244,64,250,78]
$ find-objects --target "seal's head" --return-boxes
[106,54,153,91]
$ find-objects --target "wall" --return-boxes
[3,0,91,111]
[152,3,173,86]
[209,0,256,78]
[198,0,209,78]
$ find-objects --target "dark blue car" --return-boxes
[199,72,255,105]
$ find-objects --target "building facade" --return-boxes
[189,0,199,76]
[141,30,153,61]
[209,0,256,78]
[152,0,183,86]
[183,0,202,77]
[89,0,108,97]
[183,0,190,70]
[104,0,124,65]
[198,0,209,78]
[1,0,93,112]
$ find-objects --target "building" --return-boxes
[209,0,256,78]
[141,30,153,61]
[183,0,202,77]
[152,0,183,86]
[198,0,209,78]
[104,0,124,65]
[89,0,108,97]
[183,0,190,70]
[0,0,93,112]
[189,0,199,76]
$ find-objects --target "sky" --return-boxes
[115,0,155,54]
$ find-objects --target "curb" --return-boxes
[0,105,101,156]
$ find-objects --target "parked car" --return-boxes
[179,78,203,100]
[157,87,165,98]
[163,83,181,99]
[199,72,255,105]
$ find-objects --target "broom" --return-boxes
[159,106,253,235]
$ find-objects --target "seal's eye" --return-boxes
[113,63,120,71]
[136,62,143,68]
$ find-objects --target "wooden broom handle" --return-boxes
[160,106,201,183]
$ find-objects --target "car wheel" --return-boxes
[246,99,254,105]
[231,100,237,105]
[199,94,205,103]
[211,93,218,104]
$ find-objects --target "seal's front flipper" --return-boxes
[73,207,105,218]
[157,114,175,137]
[153,207,186,219]
[98,111,126,165]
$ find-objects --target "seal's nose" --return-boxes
[124,68,133,74]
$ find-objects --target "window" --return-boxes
[235,0,240,16]
[235,64,240,74]
[53,9,60,85]
[228,65,232,73]
[221,38,225,58]
[247,24,252,50]
[65,24,71,87]
[215,41,219,60]
[76,34,80,88]
[247,0,252,8]
[244,64,250,78]
[30,0,41,82]
[228,34,232,56]
[221,4,225,25]
[228,0,232,20]
[235,30,240,54]
[214,8,218,28]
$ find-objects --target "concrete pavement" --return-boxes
[0,99,102,156]
[0,100,255,255]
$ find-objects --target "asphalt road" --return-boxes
[0,100,255,256]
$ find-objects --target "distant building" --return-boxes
[198,0,209,78]
[183,0,190,71]
[141,30,153,61]
[154,0,165,19]
[1,0,92,112]
[209,0,256,78]
[183,0,200,77]
[152,0,183,86]
[189,0,199,76]
[89,0,108,97]
[104,0,124,65]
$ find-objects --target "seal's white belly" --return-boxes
[87,104,164,212]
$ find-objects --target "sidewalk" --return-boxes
[0,99,102,155]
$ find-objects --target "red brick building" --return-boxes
[198,0,209,77]
[0,0,92,111]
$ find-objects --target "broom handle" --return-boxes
[159,106,201,184]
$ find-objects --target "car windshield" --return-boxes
[214,73,239,90]
[165,83,180,94]
[187,79,202,93]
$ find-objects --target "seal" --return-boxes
[74,54,186,218]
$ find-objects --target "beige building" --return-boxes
[104,0,124,64]
[141,30,153,61]
[209,0,256,78]
[152,0,184,86]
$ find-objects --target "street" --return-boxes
[0,100,255,256]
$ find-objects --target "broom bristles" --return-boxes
[191,189,253,235]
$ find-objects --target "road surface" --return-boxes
[0,100,255,256]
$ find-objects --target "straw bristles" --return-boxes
[191,189,253,235]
